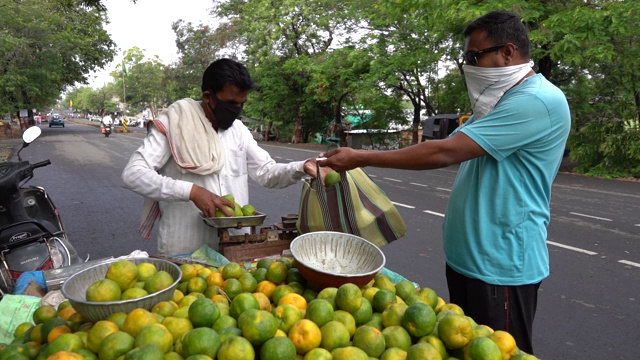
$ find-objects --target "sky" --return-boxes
[86,0,214,88]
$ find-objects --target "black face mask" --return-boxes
[208,94,242,130]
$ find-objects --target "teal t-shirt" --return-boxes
[443,74,570,285]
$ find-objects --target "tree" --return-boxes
[0,0,116,118]
[113,47,167,118]
[354,0,455,144]
[214,0,360,143]
[307,47,402,147]
[64,85,117,116]
[166,21,233,104]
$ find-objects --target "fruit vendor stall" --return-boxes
[0,229,537,360]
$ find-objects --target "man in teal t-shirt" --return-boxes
[319,11,570,354]
[444,73,569,286]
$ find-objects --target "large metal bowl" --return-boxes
[290,231,386,288]
[61,258,181,322]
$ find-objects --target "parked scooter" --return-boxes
[102,123,111,137]
[0,126,81,295]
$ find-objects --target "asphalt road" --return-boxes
[9,119,639,359]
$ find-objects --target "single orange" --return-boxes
[255,280,277,300]
[86,320,120,353]
[46,325,72,344]
[288,319,321,355]
[57,307,77,321]
[252,292,271,311]
[206,272,225,287]
[105,259,139,291]
[33,305,58,324]
[278,292,307,311]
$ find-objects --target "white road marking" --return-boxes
[423,210,445,217]
[635,224,640,227]
[392,202,415,209]
[285,158,294,161]
[569,212,612,222]
[383,177,402,182]
[619,260,640,268]
[547,240,598,255]
[260,144,324,154]
[410,182,428,187]
[274,156,283,159]
[369,174,377,178]
[436,187,451,192]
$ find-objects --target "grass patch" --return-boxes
[0,144,14,162]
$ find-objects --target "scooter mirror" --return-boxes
[22,126,42,145]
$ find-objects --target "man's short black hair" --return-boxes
[463,10,530,59]
[201,58,256,93]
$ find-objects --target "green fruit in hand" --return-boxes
[234,203,243,217]
[241,204,256,216]
[325,171,341,187]
[222,194,235,204]
[215,205,235,217]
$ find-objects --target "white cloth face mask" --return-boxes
[462,63,532,120]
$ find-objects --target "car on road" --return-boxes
[49,114,65,128]
[421,113,470,142]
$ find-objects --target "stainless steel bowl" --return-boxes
[61,258,181,322]
[290,231,386,288]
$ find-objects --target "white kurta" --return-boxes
[121,101,306,255]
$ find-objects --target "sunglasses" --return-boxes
[463,44,507,66]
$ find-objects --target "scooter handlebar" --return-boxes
[31,160,51,169]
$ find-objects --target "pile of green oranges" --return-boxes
[1,257,538,360]
[85,260,174,302]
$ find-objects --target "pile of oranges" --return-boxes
[85,260,175,302]
[1,257,538,360]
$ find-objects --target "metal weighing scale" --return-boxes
[200,212,299,262]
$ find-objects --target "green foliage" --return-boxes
[214,0,360,143]
[568,120,640,178]
[0,0,115,115]
[113,48,167,118]
[8,0,635,179]
[166,20,233,104]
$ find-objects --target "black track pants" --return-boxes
[445,264,540,354]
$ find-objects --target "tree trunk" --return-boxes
[634,88,640,128]
[332,93,349,147]
[28,109,35,127]
[265,120,273,142]
[411,105,421,144]
[15,110,27,131]
[537,49,555,81]
[291,113,304,144]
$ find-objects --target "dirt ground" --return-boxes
[0,144,13,162]
[0,126,21,161]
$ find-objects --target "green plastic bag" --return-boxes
[0,294,42,343]
[172,245,230,267]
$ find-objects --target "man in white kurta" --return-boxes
[122,59,329,256]
[122,99,312,255]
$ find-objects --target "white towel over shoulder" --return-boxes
[153,98,224,174]
[139,98,224,240]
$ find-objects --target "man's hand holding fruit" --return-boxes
[191,157,337,218]
[189,184,236,218]
[303,157,337,186]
